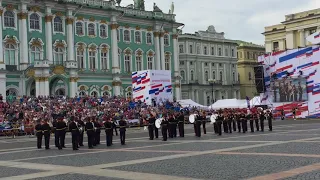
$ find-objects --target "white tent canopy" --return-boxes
[209,99,247,109]
[177,99,208,109]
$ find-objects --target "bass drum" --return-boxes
[210,114,217,124]
[155,118,163,129]
[189,114,196,123]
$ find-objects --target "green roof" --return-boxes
[236,40,264,48]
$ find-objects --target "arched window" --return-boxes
[100,24,107,37]
[135,31,141,43]
[76,22,83,35]
[165,55,170,70]
[124,30,130,42]
[79,91,86,97]
[197,45,200,54]
[164,34,169,46]
[30,46,41,63]
[203,46,207,55]
[4,11,15,27]
[118,48,121,70]
[231,49,235,57]
[147,56,154,70]
[218,47,222,56]
[4,44,16,65]
[101,50,108,70]
[124,55,131,72]
[219,71,223,81]
[91,91,97,97]
[88,23,95,36]
[249,72,252,80]
[180,70,185,80]
[76,48,84,69]
[126,91,132,98]
[103,91,110,97]
[205,71,208,81]
[89,49,96,69]
[207,96,210,105]
[54,47,64,65]
[135,54,142,71]
[238,73,240,82]
[53,16,63,32]
[117,29,120,41]
[212,71,216,80]
[29,13,40,30]
[225,48,228,56]
[146,32,152,44]
[232,72,235,81]
[190,70,194,81]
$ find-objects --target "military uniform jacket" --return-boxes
[148,117,156,126]
[56,121,67,131]
[216,115,223,122]
[94,122,101,133]
[69,121,79,134]
[85,122,94,132]
[168,117,175,125]
[104,121,113,132]
[161,120,169,127]
[119,120,127,132]
[35,124,42,135]
[42,123,51,136]
[178,115,184,123]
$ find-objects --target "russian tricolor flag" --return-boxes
[314,33,320,39]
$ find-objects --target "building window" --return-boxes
[4,44,16,65]
[147,56,154,70]
[53,47,64,65]
[238,73,240,81]
[197,45,200,54]
[30,46,41,63]
[117,29,120,41]
[207,96,210,105]
[135,31,141,43]
[190,61,193,65]
[219,71,223,81]
[232,64,235,68]
[118,48,122,70]
[203,46,208,55]
[225,48,228,56]
[29,13,40,30]
[101,51,108,70]
[179,45,184,53]
[249,72,252,80]
[232,72,235,81]
[205,62,208,66]
[77,49,84,69]
[165,55,170,70]
[211,47,215,55]
[76,22,84,35]
[146,32,152,44]
[239,52,243,58]
[190,70,194,81]
[212,71,216,80]
[53,16,63,32]
[124,30,130,42]
[79,91,86,97]
[164,34,169,46]
[124,55,131,72]
[4,11,15,28]
[189,45,193,54]
[180,61,184,65]
[219,63,222,67]
[273,42,279,51]
[212,63,215,66]
[99,24,107,38]
[205,71,208,81]
[218,47,222,56]
[88,23,96,36]
[309,29,317,35]
[180,70,185,80]
[136,56,142,71]
[231,49,234,57]
[89,51,96,69]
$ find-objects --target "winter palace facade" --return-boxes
[0,0,183,101]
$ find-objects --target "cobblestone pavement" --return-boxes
[0,120,320,180]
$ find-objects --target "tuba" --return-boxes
[210,114,217,124]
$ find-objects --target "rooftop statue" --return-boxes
[153,3,162,12]
[207,25,216,33]
[116,0,121,6]
[170,2,174,14]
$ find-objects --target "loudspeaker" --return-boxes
[253,66,265,93]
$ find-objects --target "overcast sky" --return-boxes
[121,0,320,45]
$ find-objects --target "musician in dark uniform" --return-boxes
[94,118,101,145]
[236,112,241,133]
[168,114,175,138]
[91,118,97,147]
[232,111,236,132]
[266,110,273,131]
[112,119,118,136]
[69,116,79,150]
[42,119,51,150]
[248,110,254,132]
[161,116,169,141]
[78,118,85,146]
[259,110,265,132]
[85,118,95,149]
[104,117,113,146]
[154,115,159,139]
[253,111,260,131]
[201,111,207,134]
[216,111,223,136]
[240,111,247,133]
[195,112,202,137]
[177,112,184,137]
[55,117,66,150]
[119,118,127,145]
[227,111,233,134]
[35,120,43,149]
[61,118,67,148]
[147,114,155,140]
[173,114,178,137]
[52,120,58,147]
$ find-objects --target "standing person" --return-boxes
[236,112,242,133]
[241,111,247,133]
[52,119,58,147]
[154,114,159,139]
[104,118,113,146]
[35,120,43,149]
[201,111,207,134]
[259,110,265,132]
[177,112,184,137]
[94,118,101,145]
[232,111,236,132]
[85,119,94,149]
[281,109,285,120]
[147,114,155,140]
[69,116,79,150]
[227,112,232,134]
[248,111,254,133]
[161,116,168,141]
[253,111,260,131]
[112,119,118,136]
[55,117,66,150]
[61,118,67,148]
[216,111,223,136]
[173,113,178,137]
[42,119,51,150]
[91,118,97,147]
[195,112,202,137]
[119,118,127,145]
[168,114,175,138]
[78,117,85,146]
[266,110,273,131]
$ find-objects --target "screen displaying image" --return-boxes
[271,77,308,102]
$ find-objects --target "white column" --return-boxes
[172,34,181,100]
[69,77,78,97]
[35,78,41,97]
[265,41,272,53]
[286,31,294,49]
[299,29,305,47]
[160,32,165,70]
[154,32,161,70]
[209,62,212,79]
[195,90,199,103]
[45,7,53,62]
[66,10,74,62]
[19,4,28,70]
[110,18,121,96]
[44,78,49,96]
[186,60,190,84]
[0,70,6,102]
[203,91,206,105]
[223,64,227,84]
[201,62,205,83]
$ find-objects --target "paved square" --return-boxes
[0,120,320,180]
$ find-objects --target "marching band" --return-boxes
[34,107,274,150]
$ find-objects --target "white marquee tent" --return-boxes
[209,99,247,109]
[177,99,208,109]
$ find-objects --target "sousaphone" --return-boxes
[210,114,217,124]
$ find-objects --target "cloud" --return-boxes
[119,0,320,45]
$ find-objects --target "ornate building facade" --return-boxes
[263,8,320,52]
[236,41,265,99]
[0,0,183,101]
[178,26,240,106]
